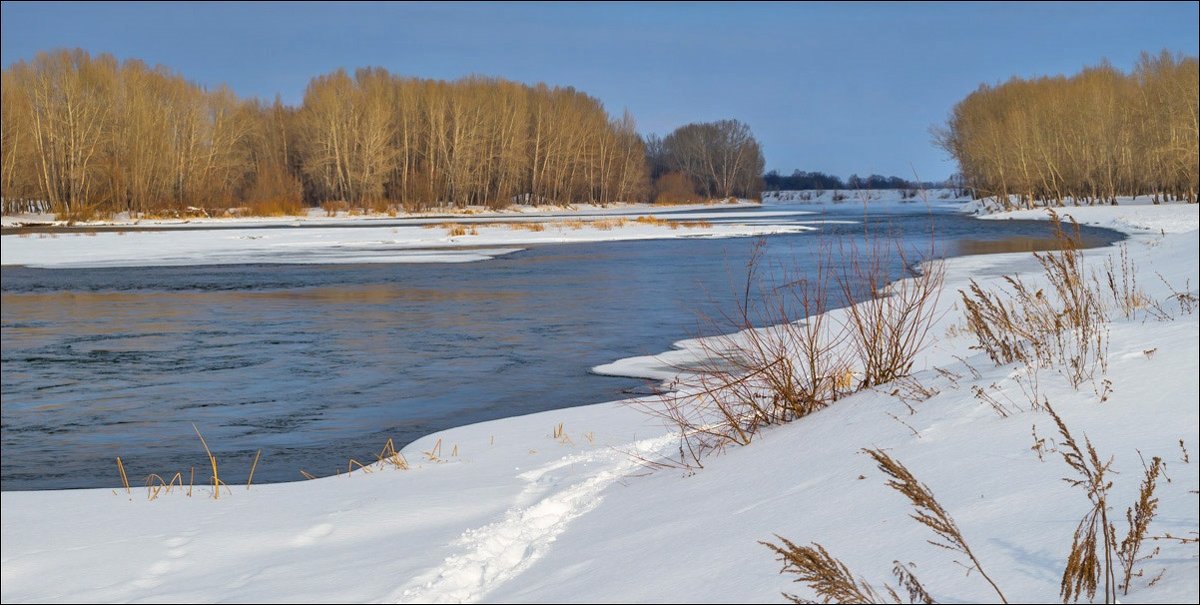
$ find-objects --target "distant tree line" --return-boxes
[935,51,1199,206]
[762,170,941,191]
[2,49,768,218]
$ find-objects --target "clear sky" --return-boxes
[2,1,1197,180]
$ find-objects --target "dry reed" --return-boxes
[864,448,1008,603]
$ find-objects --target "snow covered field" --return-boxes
[1,201,1197,603]
[1,209,813,269]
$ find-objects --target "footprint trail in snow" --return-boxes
[390,433,678,604]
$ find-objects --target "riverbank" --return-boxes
[1,206,814,269]
[1,201,1196,603]
[0,199,761,230]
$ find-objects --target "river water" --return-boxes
[0,203,1123,489]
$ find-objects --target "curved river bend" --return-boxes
[1,204,1123,489]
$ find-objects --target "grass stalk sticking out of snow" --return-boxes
[959,214,1107,389]
[864,448,1009,603]
[116,457,131,496]
[246,449,262,490]
[762,451,1010,603]
[1047,402,1165,604]
[1118,454,1163,596]
[760,538,936,604]
[192,423,227,499]
[642,234,943,468]
[836,236,945,389]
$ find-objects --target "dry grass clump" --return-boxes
[960,215,1107,388]
[425,222,477,237]
[763,449,1001,603]
[321,200,350,217]
[1102,244,1148,318]
[1047,402,1165,603]
[644,235,943,467]
[761,539,935,604]
[643,242,853,465]
[504,221,547,232]
[836,238,945,388]
[591,217,629,230]
[634,214,673,227]
[866,448,1008,603]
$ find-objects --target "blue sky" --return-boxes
[3,1,1197,180]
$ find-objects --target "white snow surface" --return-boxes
[1,209,813,269]
[2,201,1197,603]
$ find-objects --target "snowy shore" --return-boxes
[1,207,813,269]
[1,201,1197,603]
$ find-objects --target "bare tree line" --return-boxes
[645,119,764,202]
[1,49,652,217]
[935,51,1199,207]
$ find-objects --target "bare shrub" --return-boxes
[653,171,702,205]
[1102,244,1147,318]
[836,237,945,388]
[642,229,944,467]
[644,241,850,465]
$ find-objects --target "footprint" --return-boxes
[165,536,190,548]
[291,522,334,547]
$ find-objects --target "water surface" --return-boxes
[1,204,1123,489]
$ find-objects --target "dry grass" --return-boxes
[836,237,945,389]
[641,235,943,467]
[246,449,262,490]
[192,423,229,499]
[865,448,1008,603]
[1048,401,1117,603]
[642,241,852,466]
[960,215,1107,388]
[1118,454,1162,596]
[1103,244,1148,318]
[377,438,410,470]
[634,214,673,227]
[320,200,349,216]
[504,221,547,232]
[760,539,898,603]
[116,457,130,496]
[424,222,478,237]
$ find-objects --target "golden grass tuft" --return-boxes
[378,438,410,470]
[435,222,477,237]
[761,537,937,604]
[424,437,444,462]
[505,221,547,232]
[634,214,672,227]
[864,448,1008,603]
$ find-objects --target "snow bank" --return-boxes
[1,215,813,269]
[2,204,1196,603]
[974,197,1200,234]
[0,200,762,229]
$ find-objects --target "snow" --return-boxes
[1,211,814,269]
[2,202,1197,603]
[0,200,763,229]
[971,197,1200,234]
